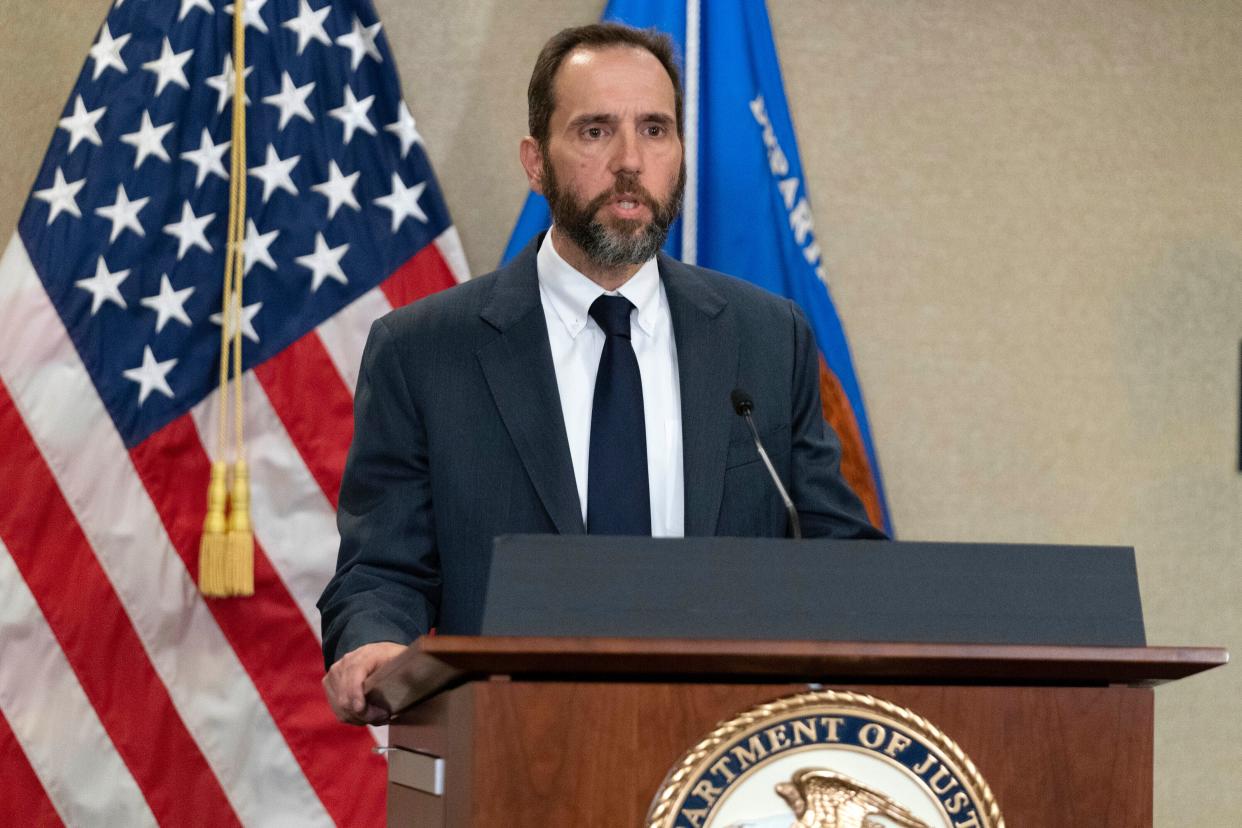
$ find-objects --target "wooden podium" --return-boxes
[366,635,1226,826]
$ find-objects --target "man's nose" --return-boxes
[610,128,642,175]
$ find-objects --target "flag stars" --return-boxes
[336,16,383,70]
[374,172,428,232]
[206,54,253,114]
[242,219,279,275]
[329,86,376,144]
[178,0,214,22]
[210,298,263,343]
[163,201,215,259]
[181,128,231,188]
[88,24,131,81]
[123,345,177,405]
[140,274,194,332]
[95,184,148,242]
[385,101,422,158]
[295,233,349,291]
[57,95,107,153]
[75,256,130,315]
[311,161,360,219]
[120,111,173,169]
[263,71,316,131]
[142,37,193,96]
[32,167,85,224]
[224,0,269,34]
[283,0,331,55]
[249,145,301,202]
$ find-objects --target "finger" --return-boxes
[338,710,366,726]
[325,689,357,724]
[362,703,389,725]
[329,689,368,726]
[325,663,365,716]
[339,668,366,713]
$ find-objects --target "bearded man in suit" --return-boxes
[319,22,884,725]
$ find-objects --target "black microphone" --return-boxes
[730,388,802,539]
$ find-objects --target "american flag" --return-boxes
[0,0,468,824]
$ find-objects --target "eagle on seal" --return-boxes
[773,768,929,828]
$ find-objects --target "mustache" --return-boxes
[583,173,661,216]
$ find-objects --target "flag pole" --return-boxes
[680,0,699,265]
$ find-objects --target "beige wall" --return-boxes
[2,0,1238,820]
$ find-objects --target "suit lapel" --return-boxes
[660,255,737,536]
[476,244,584,535]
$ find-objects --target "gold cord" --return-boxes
[200,0,253,597]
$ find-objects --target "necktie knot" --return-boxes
[589,294,634,339]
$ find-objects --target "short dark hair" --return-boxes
[527,22,684,146]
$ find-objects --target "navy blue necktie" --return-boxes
[586,294,651,535]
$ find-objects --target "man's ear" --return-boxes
[519,136,545,195]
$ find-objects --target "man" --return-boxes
[319,23,883,725]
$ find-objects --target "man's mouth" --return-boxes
[606,194,649,218]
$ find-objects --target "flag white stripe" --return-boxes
[0,235,332,827]
[435,225,472,284]
[316,288,393,394]
[190,374,339,637]
[0,539,157,828]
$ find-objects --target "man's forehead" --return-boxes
[552,45,676,115]
[561,43,657,70]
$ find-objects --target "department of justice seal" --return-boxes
[646,690,1004,828]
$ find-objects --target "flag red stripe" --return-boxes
[256,244,462,513]
[0,384,240,827]
[254,334,355,510]
[128,413,386,827]
[379,242,458,309]
[0,708,64,828]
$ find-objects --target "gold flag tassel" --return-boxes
[225,459,254,595]
[200,0,253,597]
[199,461,229,595]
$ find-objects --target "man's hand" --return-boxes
[323,641,407,725]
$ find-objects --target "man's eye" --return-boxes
[584,126,605,139]
[645,125,666,137]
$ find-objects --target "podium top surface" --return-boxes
[469,537,1149,647]
[365,635,1228,717]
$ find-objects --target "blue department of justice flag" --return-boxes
[0,0,468,823]
[503,0,890,532]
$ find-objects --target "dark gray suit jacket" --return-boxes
[318,240,883,666]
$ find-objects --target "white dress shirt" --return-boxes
[536,230,685,537]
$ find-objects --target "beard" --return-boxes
[542,156,686,268]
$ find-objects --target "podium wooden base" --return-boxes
[388,680,1152,826]
[369,637,1224,827]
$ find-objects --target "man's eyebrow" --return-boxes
[567,112,619,129]
[565,112,676,129]
[642,112,675,126]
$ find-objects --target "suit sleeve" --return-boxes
[787,303,888,540]
[317,316,442,668]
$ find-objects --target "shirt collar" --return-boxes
[537,229,662,339]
